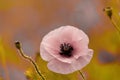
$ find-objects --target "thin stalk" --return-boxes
[78,70,85,80]
[103,7,120,35]
[15,42,45,80]
[111,18,120,35]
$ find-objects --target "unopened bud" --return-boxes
[15,41,21,49]
[103,7,112,19]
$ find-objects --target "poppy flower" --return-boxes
[40,25,93,74]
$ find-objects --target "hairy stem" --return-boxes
[111,18,120,34]
[78,70,85,80]
[104,7,120,35]
[15,42,45,80]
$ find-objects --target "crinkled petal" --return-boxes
[71,49,93,71]
[40,25,91,64]
[59,26,89,44]
[40,43,54,61]
[47,59,75,74]
[72,39,89,59]
[47,49,93,74]
[43,43,76,63]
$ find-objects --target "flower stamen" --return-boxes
[60,43,73,57]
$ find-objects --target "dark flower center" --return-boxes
[59,43,73,57]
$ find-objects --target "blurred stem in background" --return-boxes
[103,7,120,35]
[78,70,85,80]
[0,38,10,80]
[15,41,46,80]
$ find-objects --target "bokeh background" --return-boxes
[0,0,120,80]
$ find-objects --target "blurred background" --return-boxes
[0,0,120,80]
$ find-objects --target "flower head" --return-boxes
[40,25,93,74]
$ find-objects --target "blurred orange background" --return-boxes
[0,0,120,80]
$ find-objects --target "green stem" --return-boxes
[111,18,120,35]
[103,7,120,35]
[15,42,45,80]
[78,70,85,80]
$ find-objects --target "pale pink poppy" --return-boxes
[40,25,93,74]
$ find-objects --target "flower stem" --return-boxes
[15,41,46,80]
[111,18,120,35]
[104,7,120,35]
[78,70,86,80]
